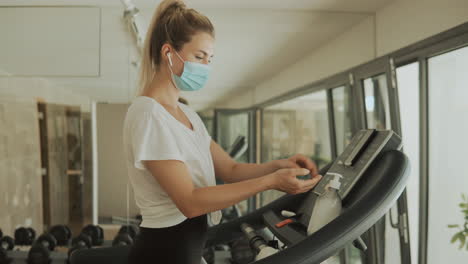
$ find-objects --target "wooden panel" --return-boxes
[81,113,93,225]
[66,108,85,235]
[45,104,69,225]
[38,103,50,228]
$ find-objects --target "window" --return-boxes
[331,86,353,154]
[261,91,332,206]
[215,110,253,215]
[427,46,468,264]
[216,111,251,163]
[396,62,420,264]
[362,74,391,129]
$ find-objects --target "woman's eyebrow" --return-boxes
[198,50,214,58]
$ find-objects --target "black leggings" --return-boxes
[128,214,208,264]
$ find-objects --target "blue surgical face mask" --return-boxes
[168,51,211,92]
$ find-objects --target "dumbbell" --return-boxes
[48,225,72,246]
[0,236,15,264]
[135,214,143,225]
[26,233,57,264]
[67,225,103,260]
[15,227,36,246]
[112,225,139,246]
[81,225,103,246]
[1,236,15,252]
[26,225,72,264]
[69,224,102,249]
[68,233,92,262]
[118,225,138,240]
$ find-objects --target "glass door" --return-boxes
[352,57,412,264]
[426,45,468,264]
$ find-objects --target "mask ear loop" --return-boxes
[166,52,179,90]
[167,52,173,66]
[173,51,185,63]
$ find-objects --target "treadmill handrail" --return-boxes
[207,150,409,264]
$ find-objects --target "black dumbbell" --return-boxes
[95,226,104,245]
[112,233,133,247]
[68,233,92,262]
[35,234,57,251]
[71,233,92,249]
[27,245,51,264]
[135,215,143,225]
[112,224,139,247]
[0,236,14,264]
[81,225,103,246]
[26,234,57,264]
[63,226,72,243]
[67,224,103,260]
[118,225,138,240]
[15,227,36,246]
[67,243,86,264]
[48,225,72,246]
[0,236,14,251]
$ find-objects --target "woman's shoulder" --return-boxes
[127,96,164,119]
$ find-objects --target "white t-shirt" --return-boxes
[123,96,221,228]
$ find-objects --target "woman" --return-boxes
[123,0,322,263]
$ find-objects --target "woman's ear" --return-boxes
[160,44,172,66]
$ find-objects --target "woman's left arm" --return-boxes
[210,140,319,183]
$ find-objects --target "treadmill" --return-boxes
[70,129,410,264]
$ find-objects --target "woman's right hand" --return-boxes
[267,168,322,195]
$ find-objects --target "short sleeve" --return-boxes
[131,112,184,170]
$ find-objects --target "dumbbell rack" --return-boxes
[0,224,139,264]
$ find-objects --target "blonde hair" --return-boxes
[137,0,215,96]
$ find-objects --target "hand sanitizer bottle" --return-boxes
[307,173,343,235]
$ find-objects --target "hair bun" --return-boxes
[155,0,186,20]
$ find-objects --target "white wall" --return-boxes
[96,103,139,220]
[218,0,468,109]
[0,7,100,77]
[217,16,376,108]
[0,95,43,236]
[0,77,92,112]
[376,0,468,56]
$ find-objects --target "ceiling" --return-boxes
[0,0,394,110]
[0,0,392,12]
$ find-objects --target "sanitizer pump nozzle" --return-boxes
[328,173,343,190]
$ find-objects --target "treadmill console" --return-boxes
[313,129,402,199]
[261,129,402,246]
